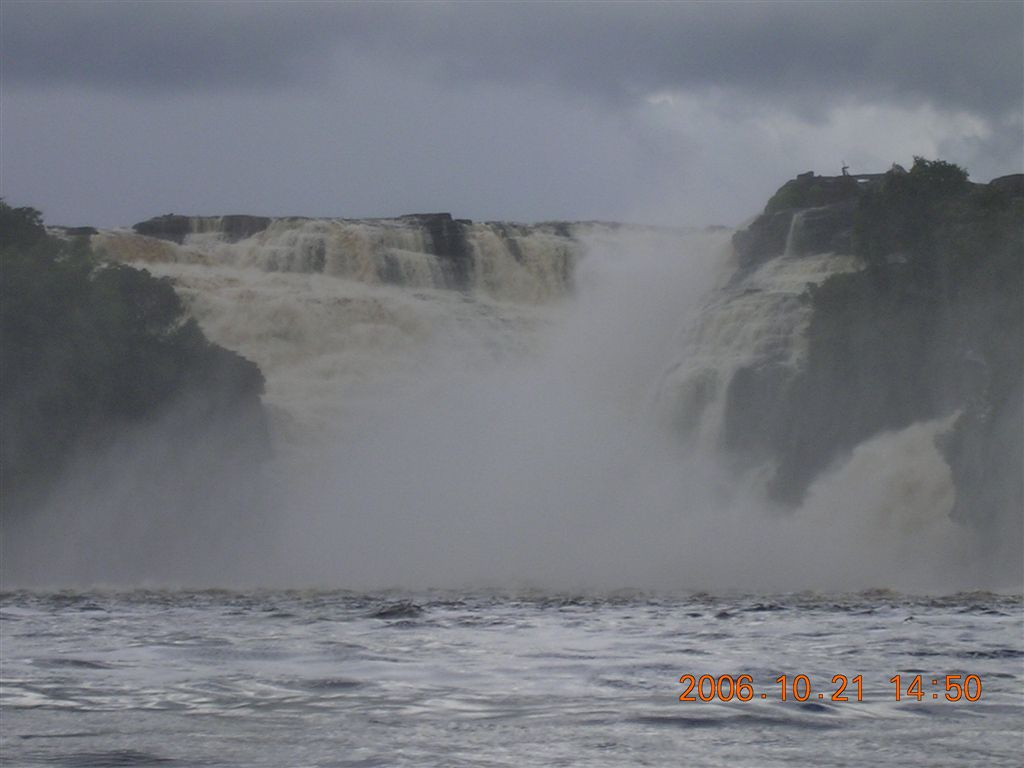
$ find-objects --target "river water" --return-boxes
[2,590,1021,767]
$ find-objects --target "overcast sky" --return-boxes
[2,1,1021,228]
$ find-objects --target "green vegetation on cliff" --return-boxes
[853,157,971,268]
[0,201,268,509]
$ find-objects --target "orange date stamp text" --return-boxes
[677,673,982,702]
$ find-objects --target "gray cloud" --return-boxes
[4,1,1021,119]
[1,1,1020,229]
[1,2,348,91]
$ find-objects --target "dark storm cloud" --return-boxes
[4,1,1021,118]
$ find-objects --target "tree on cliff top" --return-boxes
[854,157,970,268]
[0,202,47,251]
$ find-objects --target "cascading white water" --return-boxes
[92,219,584,454]
[96,217,580,300]
[660,242,862,448]
[464,223,576,302]
[18,215,999,590]
[782,207,806,257]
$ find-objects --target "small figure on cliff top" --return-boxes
[841,162,850,176]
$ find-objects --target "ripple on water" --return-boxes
[47,750,177,766]
[32,658,116,670]
[959,648,1023,659]
[297,677,367,692]
[368,601,424,619]
[631,709,844,730]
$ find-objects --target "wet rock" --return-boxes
[132,213,193,243]
[401,213,473,290]
[132,214,270,244]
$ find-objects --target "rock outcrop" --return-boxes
[731,173,864,275]
[715,162,1023,543]
[133,214,271,244]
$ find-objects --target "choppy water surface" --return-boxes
[2,590,1021,767]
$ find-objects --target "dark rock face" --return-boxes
[400,213,473,290]
[988,173,1024,196]
[731,209,795,272]
[731,173,862,274]
[720,165,1023,543]
[763,172,864,215]
[218,215,272,242]
[941,388,1022,531]
[787,200,857,256]
[63,226,99,237]
[720,362,793,458]
[133,214,193,243]
[132,214,270,244]
[766,268,958,504]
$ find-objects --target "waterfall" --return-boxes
[96,216,583,299]
[661,245,862,448]
[464,224,576,302]
[782,208,806,257]
[91,214,880,487]
[14,207,999,591]
[89,218,634,467]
